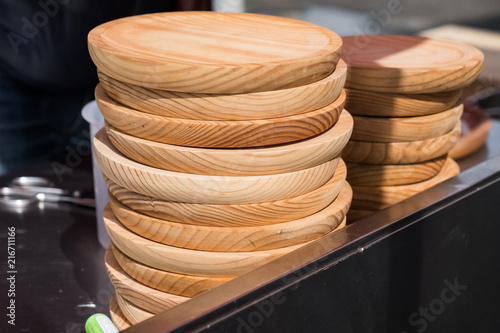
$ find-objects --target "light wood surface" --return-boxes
[105,247,190,314]
[115,292,154,324]
[112,245,231,297]
[345,88,462,117]
[449,118,491,159]
[342,35,483,93]
[96,85,345,148]
[97,60,346,121]
[95,129,339,205]
[104,197,352,276]
[351,158,460,211]
[110,295,132,331]
[105,110,353,176]
[88,12,342,94]
[343,121,461,164]
[108,182,351,251]
[351,104,463,142]
[346,155,447,186]
[104,159,347,227]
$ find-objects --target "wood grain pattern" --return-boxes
[104,159,347,227]
[343,121,461,164]
[115,291,154,324]
[97,60,346,121]
[96,85,345,148]
[351,104,462,142]
[95,129,339,205]
[105,248,190,314]
[103,194,351,277]
[110,295,132,331]
[112,245,231,297]
[108,183,351,252]
[342,35,483,93]
[88,12,342,94]
[346,155,447,186]
[345,88,462,117]
[105,110,352,176]
[351,158,460,211]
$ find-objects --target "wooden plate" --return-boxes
[95,129,339,205]
[110,295,131,331]
[112,218,347,297]
[88,12,342,94]
[351,158,460,211]
[345,88,462,117]
[108,182,351,251]
[115,291,154,324]
[346,155,447,186]
[104,159,347,227]
[96,85,345,148]
[343,121,461,164]
[97,60,347,121]
[342,35,483,93]
[105,247,189,314]
[104,196,351,276]
[105,110,352,176]
[351,104,462,142]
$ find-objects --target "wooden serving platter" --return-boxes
[351,104,462,143]
[342,35,483,93]
[346,155,447,186]
[96,85,345,148]
[342,121,461,164]
[351,158,460,211]
[110,295,131,331]
[108,183,351,252]
[104,202,344,277]
[88,12,342,94]
[97,60,346,121]
[104,159,347,227]
[95,129,339,205]
[345,88,462,117]
[115,292,154,325]
[105,110,352,176]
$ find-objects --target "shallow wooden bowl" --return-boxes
[343,121,461,164]
[95,130,339,205]
[104,198,351,277]
[342,35,483,93]
[98,60,347,121]
[96,85,345,148]
[115,292,154,325]
[345,88,462,117]
[88,12,342,94]
[104,159,347,227]
[351,158,459,211]
[110,295,131,330]
[346,155,447,186]
[351,104,462,143]
[108,182,351,251]
[105,110,352,176]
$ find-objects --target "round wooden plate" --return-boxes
[104,159,347,227]
[112,218,347,297]
[104,195,351,277]
[346,155,447,186]
[343,121,461,164]
[88,12,342,94]
[105,110,352,176]
[108,182,351,252]
[110,295,132,330]
[95,129,339,205]
[342,35,483,93]
[351,104,462,143]
[115,291,154,324]
[345,88,462,117]
[351,158,460,211]
[96,85,345,148]
[105,248,189,314]
[97,60,347,121]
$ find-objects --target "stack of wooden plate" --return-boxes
[88,12,354,328]
[341,35,484,222]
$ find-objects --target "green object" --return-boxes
[85,313,119,333]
